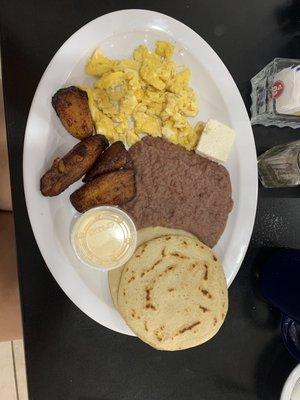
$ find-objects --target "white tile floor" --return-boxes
[0,340,28,399]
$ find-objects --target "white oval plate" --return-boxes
[23,9,257,336]
[281,364,300,400]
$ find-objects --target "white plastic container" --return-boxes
[71,206,137,271]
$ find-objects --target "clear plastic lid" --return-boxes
[71,206,137,271]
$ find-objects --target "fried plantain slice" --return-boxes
[70,169,136,213]
[40,135,108,197]
[83,141,133,182]
[52,86,94,139]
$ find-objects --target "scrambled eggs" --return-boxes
[85,41,201,150]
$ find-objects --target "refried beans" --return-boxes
[123,136,233,248]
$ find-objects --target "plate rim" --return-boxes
[23,9,258,335]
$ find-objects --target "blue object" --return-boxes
[260,249,300,361]
[281,315,300,362]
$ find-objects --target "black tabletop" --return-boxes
[1,1,300,399]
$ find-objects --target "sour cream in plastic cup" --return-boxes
[71,206,137,271]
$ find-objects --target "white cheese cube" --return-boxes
[195,119,235,163]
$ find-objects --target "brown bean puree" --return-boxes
[124,137,233,248]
